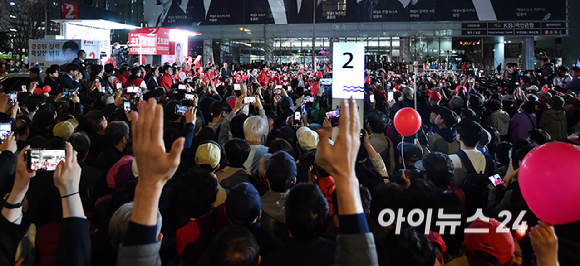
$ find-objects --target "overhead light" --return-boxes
[9,29,17,32]
[452,50,456,53]
[10,2,15,5]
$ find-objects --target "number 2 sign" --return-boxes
[332,42,365,99]
[61,3,79,19]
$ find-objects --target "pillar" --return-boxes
[203,39,214,65]
[400,37,410,63]
[494,37,505,73]
[522,37,535,71]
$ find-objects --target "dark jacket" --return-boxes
[0,215,29,265]
[59,74,82,91]
[54,218,91,266]
[261,237,337,266]
[45,77,61,96]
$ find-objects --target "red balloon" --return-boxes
[393,108,422,137]
[519,142,580,225]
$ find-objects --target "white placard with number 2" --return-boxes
[332,42,365,100]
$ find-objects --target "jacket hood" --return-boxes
[261,191,288,223]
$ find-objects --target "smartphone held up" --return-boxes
[26,149,66,172]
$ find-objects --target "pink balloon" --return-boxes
[393,108,422,137]
[519,142,580,225]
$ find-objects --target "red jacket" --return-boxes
[159,73,173,90]
[125,78,145,88]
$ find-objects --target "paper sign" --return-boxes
[332,42,365,99]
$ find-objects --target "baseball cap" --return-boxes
[227,97,238,109]
[464,219,515,265]
[195,140,221,169]
[225,182,261,225]
[279,97,294,109]
[53,121,75,140]
[397,142,423,163]
[429,90,442,102]
[438,107,460,128]
[296,127,319,151]
[266,150,297,191]
[402,86,414,100]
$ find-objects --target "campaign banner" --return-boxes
[144,0,567,26]
[29,40,82,70]
[128,28,171,55]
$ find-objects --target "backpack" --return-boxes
[457,150,496,217]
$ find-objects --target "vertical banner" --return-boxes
[332,42,365,99]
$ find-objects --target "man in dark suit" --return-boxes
[156,0,189,26]
[71,50,89,82]
[44,67,61,96]
[60,64,82,92]
[28,67,44,88]
[187,0,234,25]
[283,0,323,24]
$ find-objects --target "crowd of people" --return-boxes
[0,50,577,266]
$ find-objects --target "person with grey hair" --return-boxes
[243,115,269,177]
[95,121,130,174]
[448,96,465,115]
[109,202,163,249]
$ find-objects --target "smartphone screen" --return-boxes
[488,174,504,186]
[0,123,10,144]
[303,96,314,103]
[116,82,122,89]
[175,105,188,116]
[287,86,293,93]
[123,102,131,112]
[294,111,300,121]
[10,93,17,103]
[388,91,394,102]
[326,110,340,119]
[184,94,194,101]
[370,94,375,103]
[127,86,139,93]
[178,84,186,90]
[244,97,256,104]
[27,149,66,171]
[234,84,241,91]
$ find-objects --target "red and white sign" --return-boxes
[128,27,171,55]
[61,3,79,19]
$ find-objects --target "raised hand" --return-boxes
[316,98,362,215]
[132,99,185,187]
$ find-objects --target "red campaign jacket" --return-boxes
[159,73,173,90]
[175,204,229,263]
[178,70,193,81]
[125,78,144,88]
